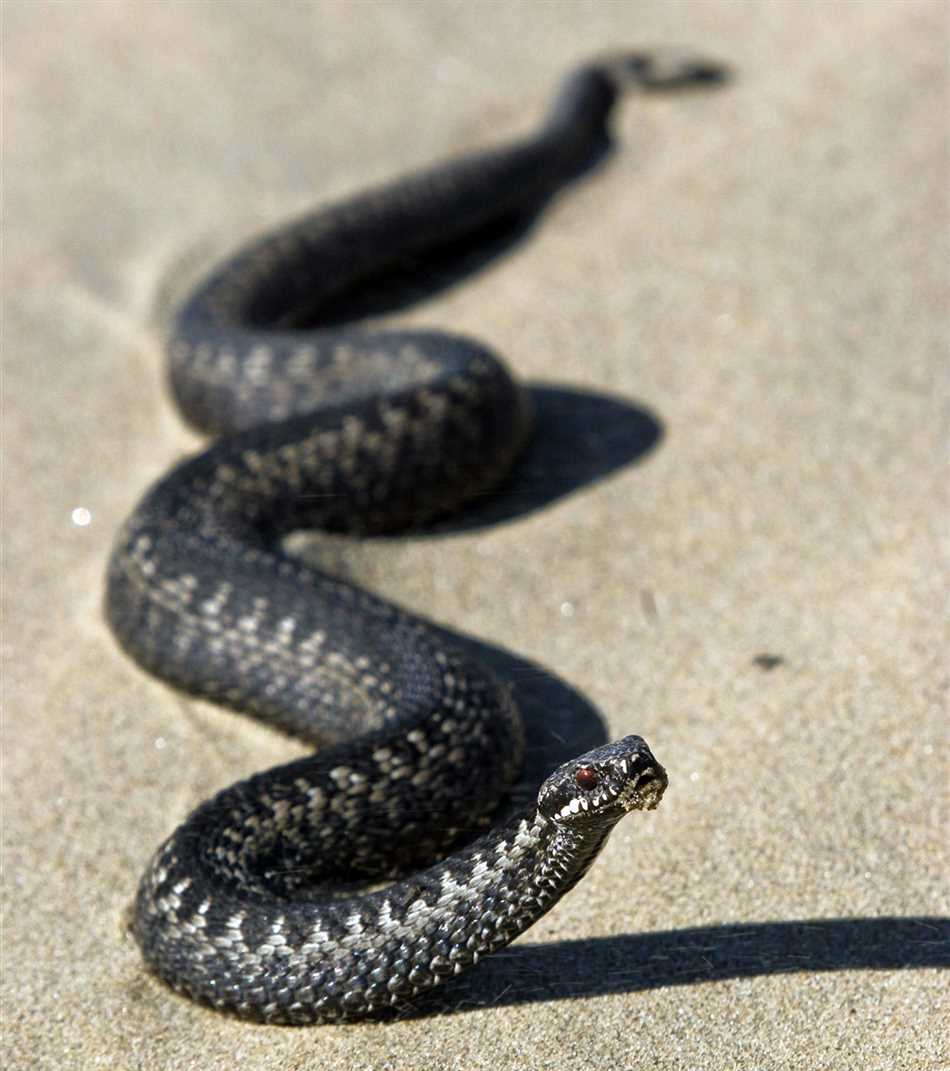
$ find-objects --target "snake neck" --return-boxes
[534,818,616,899]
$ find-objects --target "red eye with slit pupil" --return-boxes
[575,766,598,790]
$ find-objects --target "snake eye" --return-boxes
[575,766,598,791]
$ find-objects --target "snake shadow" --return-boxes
[417,390,663,794]
[431,384,662,533]
[396,915,950,1019]
[294,146,615,331]
[293,64,729,329]
[289,58,680,541]
[292,383,663,803]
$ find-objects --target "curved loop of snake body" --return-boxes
[105,53,720,1023]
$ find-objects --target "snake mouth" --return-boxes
[617,764,668,812]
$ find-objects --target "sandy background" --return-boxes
[3,2,948,1069]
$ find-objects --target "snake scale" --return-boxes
[106,52,721,1024]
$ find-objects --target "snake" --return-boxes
[106,51,721,1024]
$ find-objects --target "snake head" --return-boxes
[537,735,668,827]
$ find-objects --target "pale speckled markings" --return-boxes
[101,49,706,1024]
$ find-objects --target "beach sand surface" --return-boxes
[3,2,947,1069]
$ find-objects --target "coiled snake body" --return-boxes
[106,53,719,1023]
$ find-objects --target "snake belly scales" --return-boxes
[106,53,717,1024]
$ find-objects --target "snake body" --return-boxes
[105,53,718,1023]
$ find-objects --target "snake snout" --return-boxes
[627,761,668,812]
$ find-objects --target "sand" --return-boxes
[3,2,947,1069]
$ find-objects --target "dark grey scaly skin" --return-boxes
[106,52,717,1024]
